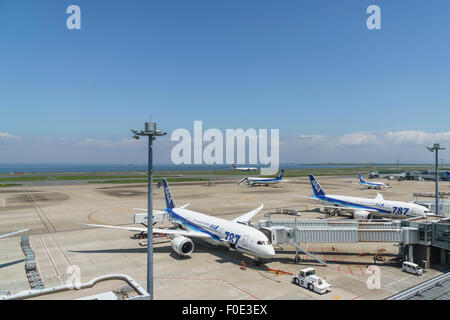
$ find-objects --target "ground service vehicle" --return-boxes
[402,261,423,275]
[292,267,331,294]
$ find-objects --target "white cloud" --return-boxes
[337,132,380,146]
[292,130,450,148]
[279,130,450,163]
[0,132,19,140]
[384,131,450,145]
[1,130,449,164]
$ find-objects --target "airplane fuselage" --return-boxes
[247,177,280,185]
[360,181,384,189]
[167,207,275,258]
[313,194,431,218]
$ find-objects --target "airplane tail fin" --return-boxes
[359,175,365,183]
[277,169,285,180]
[162,178,176,209]
[308,175,326,197]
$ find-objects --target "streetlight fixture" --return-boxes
[130,121,166,299]
[427,143,446,216]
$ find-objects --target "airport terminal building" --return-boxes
[400,216,450,268]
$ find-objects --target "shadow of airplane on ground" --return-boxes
[0,259,25,270]
[69,237,400,271]
[69,239,275,271]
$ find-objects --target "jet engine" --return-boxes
[171,236,194,256]
[353,210,371,221]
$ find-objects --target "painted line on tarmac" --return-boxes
[359,265,366,276]
[51,235,71,268]
[87,210,112,225]
[40,237,59,278]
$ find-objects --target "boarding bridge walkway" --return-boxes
[252,218,410,265]
[252,219,406,244]
[251,219,412,265]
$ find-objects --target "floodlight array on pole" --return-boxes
[130,122,166,299]
[427,143,446,216]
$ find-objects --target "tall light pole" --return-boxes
[427,143,445,216]
[131,122,166,298]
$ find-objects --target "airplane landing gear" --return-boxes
[132,232,147,239]
[254,258,264,266]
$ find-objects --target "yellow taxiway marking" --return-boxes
[333,296,342,300]
[87,210,111,225]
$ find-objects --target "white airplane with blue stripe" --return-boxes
[239,169,285,186]
[0,229,29,239]
[79,179,275,262]
[308,175,432,220]
[358,175,389,189]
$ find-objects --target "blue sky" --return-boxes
[1,1,449,164]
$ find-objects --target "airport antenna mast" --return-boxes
[131,122,166,299]
[427,143,445,216]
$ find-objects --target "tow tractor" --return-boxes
[292,267,331,294]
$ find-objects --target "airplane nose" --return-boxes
[266,245,275,257]
[256,245,276,258]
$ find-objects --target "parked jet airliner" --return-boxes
[308,175,432,220]
[358,175,390,189]
[238,169,285,186]
[80,179,275,263]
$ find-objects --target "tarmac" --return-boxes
[0,176,446,299]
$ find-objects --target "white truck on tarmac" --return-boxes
[292,267,331,294]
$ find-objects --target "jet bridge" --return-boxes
[251,218,408,265]
[253,219,404,245]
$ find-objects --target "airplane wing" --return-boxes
[232,204,264,223]
[133,208,167,215]
[76,223,210,239]
[133,204,189,212]
[0,229,29,239]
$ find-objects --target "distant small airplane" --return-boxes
[0,229,29,239]
[231,164,258,172]
[358,175,390,189]
[238,169,285,186]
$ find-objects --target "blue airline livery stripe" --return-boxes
[167,208,221,240]
[237,245,259,255]
[314,195,391,214]
[362,182,382,186]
